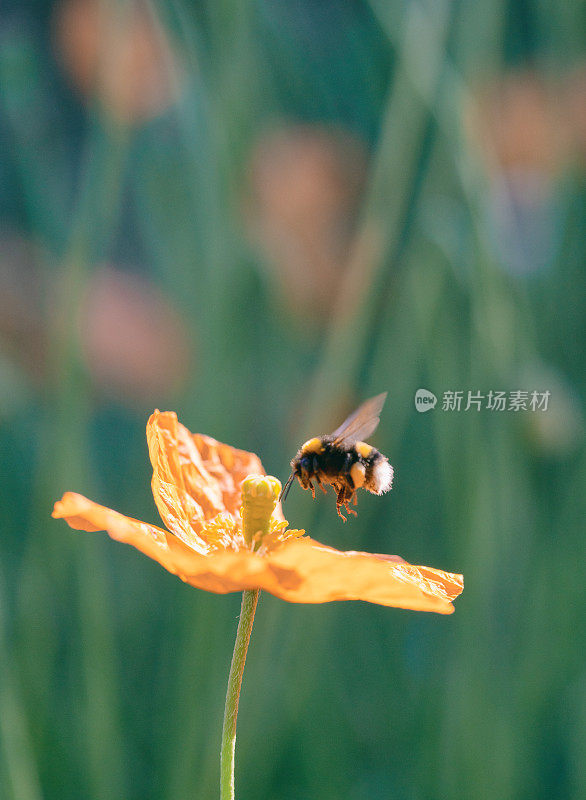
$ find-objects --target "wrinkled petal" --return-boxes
[52,493,463,613]
[256,538,462,612]
[52,491,209,566]
[146,411,264,546]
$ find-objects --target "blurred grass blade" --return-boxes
[0,573,43,800]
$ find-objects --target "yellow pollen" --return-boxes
[301,437,324,454]
[355,441,373,458]
[350,462,366,488]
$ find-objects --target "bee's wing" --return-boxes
[331,392,387,445]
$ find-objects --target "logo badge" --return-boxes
[415,389,437,412]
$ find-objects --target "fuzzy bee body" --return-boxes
[281,393,394,519]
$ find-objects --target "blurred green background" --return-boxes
[0,0,584,798]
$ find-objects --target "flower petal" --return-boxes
[146,411,264,544]
[52,492,209,571]
[53,493,462,612]
[259,538,463,612]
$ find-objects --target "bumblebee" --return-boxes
[280,393,394,520]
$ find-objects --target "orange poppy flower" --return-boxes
[52,411,463,613]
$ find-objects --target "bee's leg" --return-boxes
[338,463,358,516]
[352,493,358,505]
[315,475,328,494]
[312,457,328,494]
[336,487,348,521]
[313,464,324,491]
[344,497,358,517]
[343,487,358,516]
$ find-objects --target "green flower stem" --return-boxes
[220,588,260,800]
[220,475,281,798]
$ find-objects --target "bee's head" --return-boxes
[297,452,313,477]
[280,451,308,503]
[280,437,323,503]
